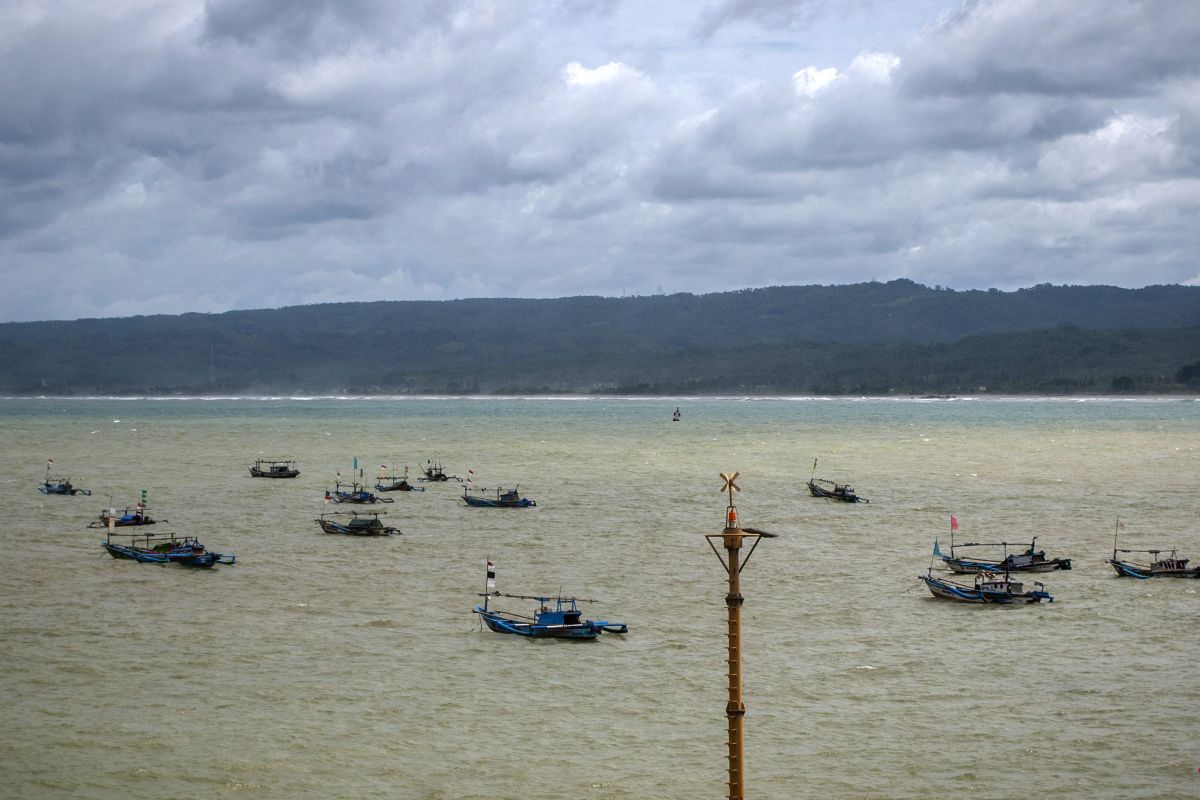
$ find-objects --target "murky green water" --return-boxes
[1,397,1197,799]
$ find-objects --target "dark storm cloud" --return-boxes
[1,0,1197,322]
[901,0,1200,98]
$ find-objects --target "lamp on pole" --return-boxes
[705,472,776,800]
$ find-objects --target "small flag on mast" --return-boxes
[486,560,496,593]
[950,515,959,532]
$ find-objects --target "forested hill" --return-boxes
[3,280,1199,395]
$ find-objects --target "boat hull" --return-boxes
[39,484,91,495]
[1109,559,1200,578]
[249,468,299,478]
[316,519,399,536]
[474,607,597,639]
[462,495,536,508]
[806,480,866,503]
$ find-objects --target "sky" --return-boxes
[1,0,1198,322]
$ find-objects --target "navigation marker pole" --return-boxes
[705,472,776,800]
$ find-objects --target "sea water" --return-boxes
[0,396,1197,799]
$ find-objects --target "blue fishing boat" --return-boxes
[315,511,400,536]
[1107,518,1199,578]
[90,506,157,528]
[103,531,235,567]
[462,485,536,508]
[933,536,1071,574]
[473,561,627,639]
[918,569,1053,604]
[37,461,91,495]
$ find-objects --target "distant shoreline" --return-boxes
[4,393,1198,402]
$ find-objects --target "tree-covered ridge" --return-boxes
[2,281,1198,395]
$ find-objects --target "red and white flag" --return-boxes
[486,560,496,593]
[950,515,959,532]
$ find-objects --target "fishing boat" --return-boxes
[326,480,393,504]
[1106,518,1199,578]
[933,536,1071,574]
[806,458,867,503]
[315,511,400,536]
[918,569,1053,604]
[249,459,300,478]
[37,461,91,495]
[418,460,462,482]
[806,478,866,503]
[375,465,425,493]
[462,485,536,508]
[91,506,157,528]
[473,561,627,639]
[102,531,235,567]
[1109,549,1200,579]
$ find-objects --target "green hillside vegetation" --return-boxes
[2,280,1198,395]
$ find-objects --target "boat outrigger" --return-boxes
[249,459,300,478]
[315,511,400,536]
[37,461,91,495]
[1108,519,1199,578]
[473,561,627,639]
[462,485,536,508]
[918,569,1053,604]
[806,459,867,503]
[103,530,235,567]
[933,535,1071,574]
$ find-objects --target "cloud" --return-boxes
[1,0,1198,322]
[792,66,839,97]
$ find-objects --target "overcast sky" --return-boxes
[2,0,1197,322]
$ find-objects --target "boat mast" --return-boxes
[705,472,775,800]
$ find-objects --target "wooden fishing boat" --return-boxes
[39,477,91,495]
[103,531,235,567]
[249,459,300,478]
[315,511,400,536]
[91,506,157,528]
[375,465,425,493]
[473,561,627,639]
[918,569,1053,604]
[1109,550,1199,578]
[462,485,536,508]
[805,458,867,502]
[1107,519,1199,578]
[326,480,393,504]
[933,536,1071,574]
[806,478,866,503]
[37,462,90,495]
[418,460,462,482]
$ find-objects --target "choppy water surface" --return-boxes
[1,397,1197,799]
